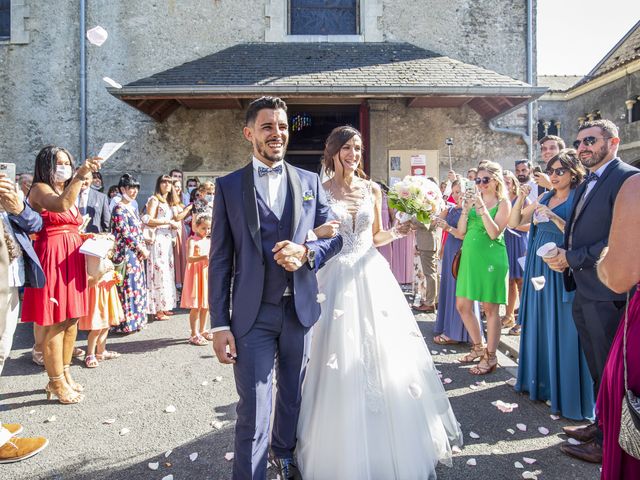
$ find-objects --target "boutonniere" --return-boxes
[303,190,315,202]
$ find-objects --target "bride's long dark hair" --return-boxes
[322,126,367,179]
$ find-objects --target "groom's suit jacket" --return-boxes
[210,162,343,339]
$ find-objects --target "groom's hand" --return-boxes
[212,331,237,364]
[272,240,307,272]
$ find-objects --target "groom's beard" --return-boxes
[256,138,288,163]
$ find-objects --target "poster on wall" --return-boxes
[388,150,439,184]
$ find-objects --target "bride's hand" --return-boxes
[313,220,340,239]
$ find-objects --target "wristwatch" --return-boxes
[305,245,316,269]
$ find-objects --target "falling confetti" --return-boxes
[86,26,108,46]
[189,452,198,461]
[148,462,159,471]
[514,461,524,469]
[49,298,59,306]
[165,405,176,413]
[531,276,546,291]
[469,431,480,439]
[487,265,495,272]
[119,428,130,436]
[103,77,123,89]
[538,427,550,435]
[516,423,527,431]
[224,452,235,461]
[408,383,423,399]
[466,458,477,466]
[316,293,326,303]
[326,353,338,370]
[102,418,116,425]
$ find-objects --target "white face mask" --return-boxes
[204,194,214,204]
[122,192,135,203]
[187,186,196,194]
[54,165,73,183]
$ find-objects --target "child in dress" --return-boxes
[180,214,212,346]
[78,234,125,368]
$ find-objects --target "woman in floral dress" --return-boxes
[144,175,180,320]
[111,174,149,333]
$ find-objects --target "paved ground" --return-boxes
[0,310,601,480]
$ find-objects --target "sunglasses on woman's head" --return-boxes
[545,167,568,177]
[474,177,491,185]
[572,136,610,149]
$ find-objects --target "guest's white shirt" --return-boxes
[252,156,287,218]
[77,187,90,214]
[0,213,25,288]
[584,158,615,199]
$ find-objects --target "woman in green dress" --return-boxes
[456,161,511,375]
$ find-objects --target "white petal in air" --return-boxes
[316,293,326,303]
[466,458,477,466]
[103,77,122,89]
[49,298,59,306]
[326,353,338,370]
[531,276,546,291]
[86,25,108,46]
[408,383,422,399]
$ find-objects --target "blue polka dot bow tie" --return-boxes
[258,165,283,177]
[584,172,599,183]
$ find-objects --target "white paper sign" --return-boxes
[102,77,122,89]
[86,26,108,46]
[97,142,126,162]
[80,237,114,258]
[410,154,426,166]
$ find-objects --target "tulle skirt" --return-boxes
[297,247,463,479]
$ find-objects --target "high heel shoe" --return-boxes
[470,350,498,375]
[63,365,84,392]
[458,343,485,364]
[45,374,84,404]
[31,346,44,366]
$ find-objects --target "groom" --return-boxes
[209,96,343,480]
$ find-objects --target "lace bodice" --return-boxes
[325,182,375,264]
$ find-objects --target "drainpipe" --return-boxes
[80,0,87,161]
[489,0,534,163]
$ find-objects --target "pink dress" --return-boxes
[597,285,640,479]
[179,235,209,309]
[78,272,125,331]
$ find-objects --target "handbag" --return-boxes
[452,249,462,280]
[112,258,127,286]
[619,291,640,460]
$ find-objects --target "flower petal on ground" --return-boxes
[466,458,477,466]
[201,380,209,386]
[102,418,116,425]
[507,428,515,435]
[165,450,172,457]
[514,461,524,469]
[45,415,56,423]
[119,428,130,436]
[443,378,452,384]
[161,476,174,480]
[408,383,423,399]
[568,438,581,445]
[189,452,198,461]
[523,457,537,464]
[214,376,223,382]
[516,423,527,431]
[550,415,560,420]
[148,462,159,470]
[469,431,480,439]
[165,405,176,413]
[538,426,549,435]
[225,452,235,461]
[211,420,225,430]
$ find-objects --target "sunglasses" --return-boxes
[545,167,568,177]
[474,177,491,185]
[572,136,610,149]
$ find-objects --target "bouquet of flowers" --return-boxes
[387,176,443,225]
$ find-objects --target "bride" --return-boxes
[296,126,463,479]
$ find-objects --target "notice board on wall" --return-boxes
[388,150,439,186]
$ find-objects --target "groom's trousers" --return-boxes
[232,296,312,480]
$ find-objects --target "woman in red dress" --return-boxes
[22,145,102,404]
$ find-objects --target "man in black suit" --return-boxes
[77,175,111,233]
[545,119,639,463]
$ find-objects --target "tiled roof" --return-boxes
[125,42,532,90]
[537,75,583,92]
[588,20,640,78]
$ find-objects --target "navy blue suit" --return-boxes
[7,201,45,288]
[563,158,638,404]
[210,162,342,479]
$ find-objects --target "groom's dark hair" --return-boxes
[245,96,288,126]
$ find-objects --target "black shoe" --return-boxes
[559,438,603,464]
[270,456,302,480]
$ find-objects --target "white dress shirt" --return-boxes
[584,158,615,199]
[252,156,287,218]
[77,187,90,215]
[0,213,25,288]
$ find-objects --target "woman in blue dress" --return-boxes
[111,174,150,333]
[508,149,594,420]
[432,180,480,344]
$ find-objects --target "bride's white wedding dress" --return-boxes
[296,182,463,480]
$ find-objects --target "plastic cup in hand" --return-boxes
[533,209,549,224]
[536,242,558,259]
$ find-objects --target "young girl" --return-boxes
[79,234,125,367]
[180,213,212,346]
